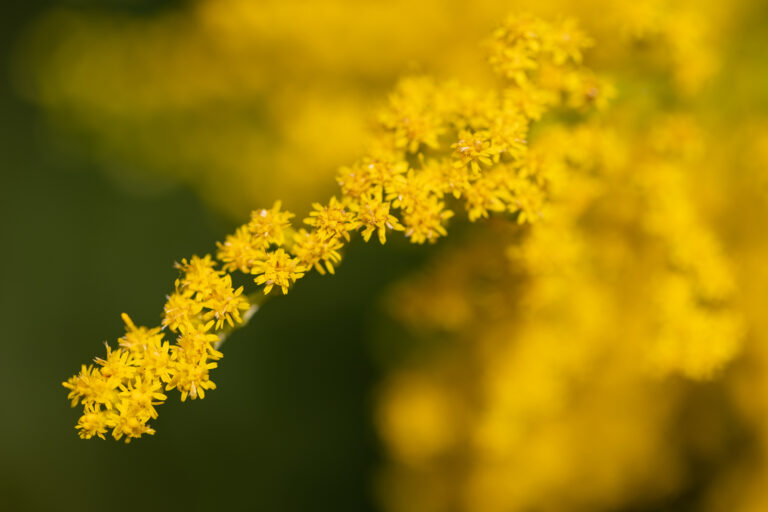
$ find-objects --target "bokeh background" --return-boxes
[2,1,768,511]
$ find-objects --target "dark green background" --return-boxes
[0,2,430,510]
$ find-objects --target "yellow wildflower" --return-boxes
[166,355,218,402]
[292,229,344,275]
[337,163,373,200]
[464,173,513,221]
[62,364,114,408]
[162,290,203,332]
[247,200,295,246]
[217,225,267,273]
[489,109,529,160]
[74,404,110,440]
[117,376,167,420]
[174,321,222,361]
[93,344,137,383]
[337,158,408,200]
[379,77,445,153]
[201,273,250,330]
[118,313,165,353]
[140,338,173,384]
[353,190,404,244]
[386,169,440,212]
[451,130,498,175]
[435,158,473,199]
[402,196,454,244]
[175,255,220,296]
[110,400,155,443]
[304,196,359,242]
[252,248,307,294]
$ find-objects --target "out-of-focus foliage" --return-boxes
[13,0,747,217]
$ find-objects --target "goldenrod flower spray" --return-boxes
[63,14,609,442]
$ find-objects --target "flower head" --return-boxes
[252,248,307,294]
[217,225,268,273]
[353,190,404,244]
[292,229,344,275]
[304,196,359,242]
[247,201,294,246]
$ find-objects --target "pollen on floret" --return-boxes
[75,404,110,440]
[174,321,222,361]
[251,248,307,294]
[451,130,499,175]
[463,172,514,222]
[110,400,156,443]
[488,109,529,159]
[201,274,250,330]
[217,225,268,273]
[292,229,343,275]
[175,255,220,296]
[118,376,167,420]
[402,195,454,244]
[119,314,165,352]
[304,196,359,242]
[353,190,404,245]
[247,200,295,247]
[337,159,408,200]
[162,291,203,332]
[166,354,218,402]
[141,338,173,384]
[385,169,442,213]
[62,364,116,409]
[94,344,138,382]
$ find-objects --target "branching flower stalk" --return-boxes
[62,14,611,442]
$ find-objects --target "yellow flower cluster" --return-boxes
[374,10,747,510]
[63,253,254,442]
[377,117,745,512]
[63,14,605,441]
